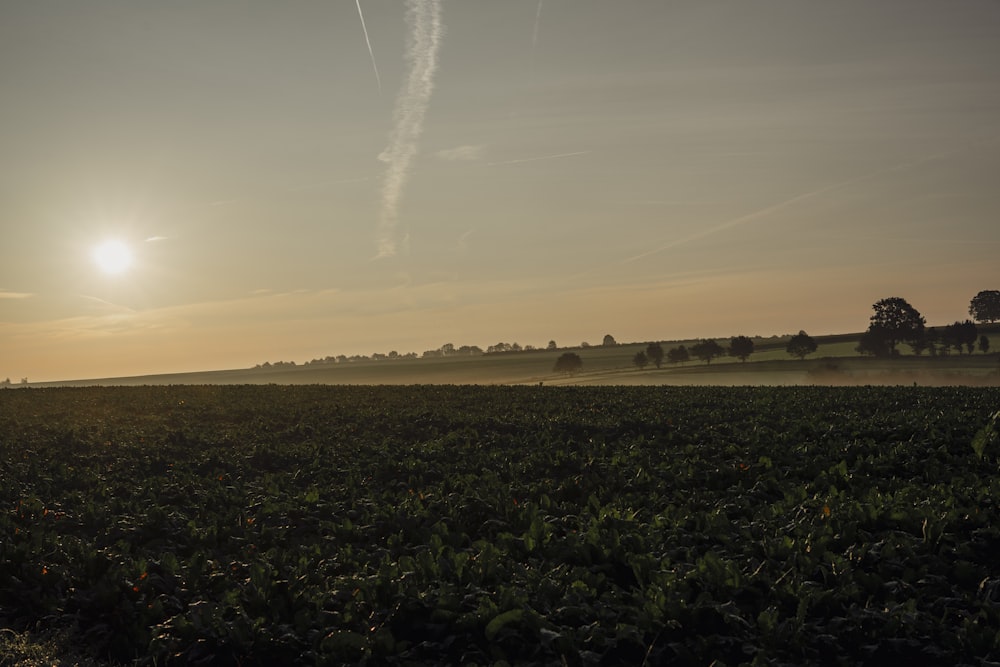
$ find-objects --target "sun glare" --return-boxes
[92,240,134,275]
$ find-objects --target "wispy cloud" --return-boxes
[487,150,590,166]
[0,290,33,300]
[286,176,369,193]
[145,236,168,242]
[78,295,136,313]
[435,144,485,161]
[457,228,475,253]
[376,0,444,259]
[531,0,543,57]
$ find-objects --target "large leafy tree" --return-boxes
[632,351,649,369]
[856,328,891,357]
[969,290,1000,323]
[786,331,818,359]
[691,339,725,364]
[728,336,755,362]
[867,297,926,355]
[646,343,665,369]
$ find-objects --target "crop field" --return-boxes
[2,385,1000,665]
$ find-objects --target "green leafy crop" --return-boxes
[1,385,999,665]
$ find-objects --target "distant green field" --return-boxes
[30,327,1000,387]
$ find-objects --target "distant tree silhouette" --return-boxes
[547,340,557,350]
[728,336,755,362]
[867,297,925,355]
[925,328,940,356]
[980,335,991,355]
[554,352,583,375]
[691,339,725,364]
[602,334,617,347]
[787,331,818,359]
[633,351,649,370]
[667,345,690,365]
[942,320,978,355]
[962,321,979,354]
[969,290,1000,323]
[909,331,930,356]
[646,343,664,369]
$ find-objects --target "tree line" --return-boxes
[855,291,997,357]
[564,289,997,375]
[255,290,997,373]
[626,330,821,371]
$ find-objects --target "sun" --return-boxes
[92,239,134,275]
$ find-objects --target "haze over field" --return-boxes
[2,1,999,382]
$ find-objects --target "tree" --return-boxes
[942,320,978,355]
[728,336,755,362]
[602,334,617,347]
[547,340,557,350]
[856,328,891,357]
[867,297,926,355]
[969,290,1000,323]
[925,328,940,356]
[646,343,664,369]
[667,345,690,365]
[961,321,978,355]
[632,351,649,370]
[553,352,583,375]
[691,339,725,364]
[980,335,991,354]
[787,330,818,359]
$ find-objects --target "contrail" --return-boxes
[564,151,954,283]
[355,0,382,94]
[376,0,443,258]
[531,0,543,53]
[488,150,590,166]
[618,152,951,266]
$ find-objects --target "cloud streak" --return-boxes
[487,150,590,166]
[532,0,543,55]
[0,290,33,300]
[619,152,953,266]
[435,144,485,161]
[376,0,444,259]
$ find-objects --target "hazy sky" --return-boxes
[3,1,999,381]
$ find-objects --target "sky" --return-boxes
[2,0,999,382]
